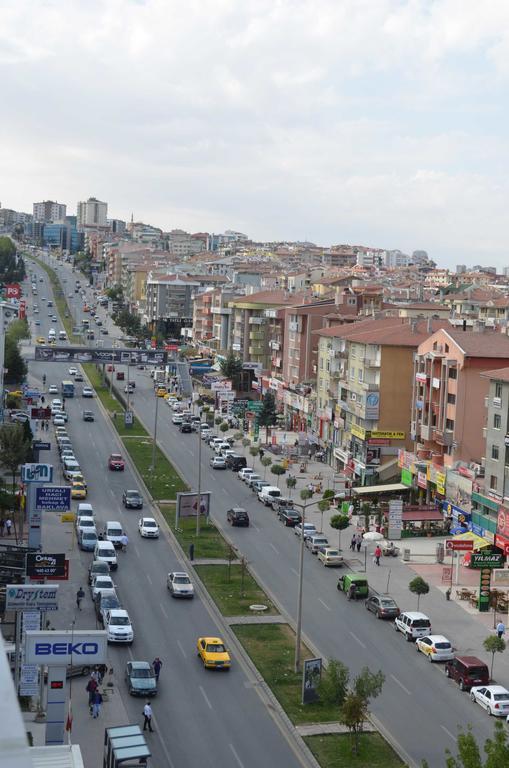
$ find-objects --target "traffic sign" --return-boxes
[445,539,474,552]
[33,441,51,451]
[35,486,71,511]
[21,464,53,484]
[24,389,41,400]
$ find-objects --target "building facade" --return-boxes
[77,197,108,229]
[33,200,66,222]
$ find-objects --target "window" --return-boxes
[350,367,355,380]
[358,368,363,382]
[494,414,501,429]
[449,368,457,379]
[490,475,498,491]
[445,418,455,431]
[495,382,503,399]
[492,444,499,461]
[445,344,449,353]
[447,393,456,405]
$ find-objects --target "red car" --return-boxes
[108,453,125,471]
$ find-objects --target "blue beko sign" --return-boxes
[25,630,107,665]
[35,486,71,511]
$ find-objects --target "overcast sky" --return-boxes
[2,0,509,267]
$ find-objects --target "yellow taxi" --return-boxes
[196,637,231,670]
[36,336,46,345]
[9,390,24,399]
[71,472,87,489]
[155,386,167,397]
[71,482,87,500]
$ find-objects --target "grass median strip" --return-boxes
[122,438,188,500]
[305,733,404,768]
[194,564,277,616]
[82,364,148,436]
[30,256,76,341]
[160,510,230,559]
[232,623,338,725]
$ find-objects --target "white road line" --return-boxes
[229,744,245,768]
[159,601,169,619]
[390,673,411,696]
[269,543,279,554]
[176,639,186,658]
[290,567,299,577]
[441,725,455,741]
[349,631,366,649]
[318,598,331,611]
[199,685,212,709]
[131,543,140,558]
[146,573,152,585]
[251,523,260,532]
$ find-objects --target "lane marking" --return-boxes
[318,598,331,611]
[146,573,152,585]
[441,725,455,741]
[349,631,366,649]
[176,639,186,658]
[229,744,245,768]
[131,543,140,558]
[159,601,169,619]
[390,673,411,696]
[269,543,279,554]
[199,685,212,709]
[251,523,260,532]
[290,567,298,577]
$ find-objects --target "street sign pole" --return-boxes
[27,483,42,550]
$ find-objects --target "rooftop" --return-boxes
[442,327,509,357]
[316,317,448,346]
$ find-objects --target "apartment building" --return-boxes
[77,197,108,229]
[145,274,200,336]
[316,318,448,483]
[33,200,66,222]
[411,327,509,470]
[166,229,206,259]
[192,289,214,346]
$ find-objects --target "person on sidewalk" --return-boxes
[98,664,108,684]
[356,533,362,553]
[496,620,506,639]
[76,586,85,611]
[86,677,98,711]
[350,534,356,552]
[0,517,4,536]
[374,545,382,566]
[143,701,153,732]
[91,688,103,718]
[153,657,162,682]
[5,518,12,536]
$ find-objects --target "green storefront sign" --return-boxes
[469,553,504,612]
[401,468,413,487]
[470,553,504,569]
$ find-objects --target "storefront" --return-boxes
[495,508,509,559]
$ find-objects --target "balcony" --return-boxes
[363,357,380,368]
[249,331,264,341]
[433,428,453,446]
[493,397,502,409]
[420,424,432,440]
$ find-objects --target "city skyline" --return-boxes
[2,1,509,266]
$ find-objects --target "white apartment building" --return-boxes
[33,200,67,223]
[77,197,108,229]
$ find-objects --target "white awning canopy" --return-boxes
[352,483,410,496]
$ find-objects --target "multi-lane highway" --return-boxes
[37,255,498,766]
[25,259,311,768]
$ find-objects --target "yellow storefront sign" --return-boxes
[351,424,366,440]
[370,430,405,440]
[61,512,75,523]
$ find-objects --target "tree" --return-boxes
[300,488,313,502]
[270,464,286,487]
[258,391,277,441]
[219,351,243,388]
[339,667,385,755]
[330,513,350,551]
[0,424,31,538]
[286,475,296,498]
[219,422,229,433]
[105,284,124,302]
[242,438,251,454]
[409,576,430,610]
[322,489,335,501]
[441,721,509,768]
[6,318,30,344]
[249,446,260,460]
[317,659,349,707]
[318,499,330,533]
[483,635,506,679]
[4,336,27,384]
[233,431,243,442]
[261,456,272,478]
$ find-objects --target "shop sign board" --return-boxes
[470,553,504,569]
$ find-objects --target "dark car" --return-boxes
[88,559,110,585]
[365,595,400,619]
[278,508,302,526]
[125,661,157,697]
[271,497,294,512]
[122,489,143,509]
[225,454,247,471]
[82,410,95,422]
[94,590,120,624]
[226,507,250,527]
[445,656,490,691]
[179,422,192,433]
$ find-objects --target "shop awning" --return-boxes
[352,483,410,497]
[402,509,443,522]
[376,458,399,481]
[451,531,491,550]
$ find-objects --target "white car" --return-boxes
[76,516,96,535]
[210,456,226,469]
[68,366,78,376]
[470,685,509,716]
[91,575,116,600]
[294,523,317,540]
[105,609,133,644]
[167,571,194,598]
[48,384,58,394]
[138,517,159,538]
[51,398,62,412]
[53,410,68,422]
[238,468,255,482]
[246,474,262,488]
[317,548,344,567]
[82,386,94,398]
[172,413,184,425]
[53,414,66,426]
[415,635,454,662]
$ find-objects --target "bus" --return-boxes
[61,380,75,398]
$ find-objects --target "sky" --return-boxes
[2,0,509,268]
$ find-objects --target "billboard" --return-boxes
[5,283,21,299]
[21,464,53,483]
[25,630,108,665]
[35,486,71,511]
[445,470,473,514]
[176,492,211,519]
[302,657,322,704]
[6,584,59,611]
[34,345,167,366]
[26,553,66,579]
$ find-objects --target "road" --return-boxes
[46,255,500,766]
[24,258,309,768]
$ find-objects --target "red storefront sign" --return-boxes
[19,300,26,319]
[367,438,390,446]
[445,539,474,552]
[5,283,21,299]
[495,534,509,556]
[497,508,509,537]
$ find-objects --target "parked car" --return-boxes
[88,559,110,585]
[226,454,247,470]
[470,685,509,717]
[210,456,226,470]
[251,479,270,494]
[246,474,262,489]
[238,467,255,481]
[337,572,369,599]
[258,486,281,506]
[180,422,192,433]
[78,529,98,552]
[271,497,294,513]
[122,489,143,509]
[415,635,454,662]
[278,508,302,527]
[394,611,432,641]
[95,590,120,625]
[226,507,250,527]
[294,522,317,540]
[91,575,116,600]
[445,656,489,691]
[317,547,344,567]
[305,535,329,554]
[105,609,133,644]
[365,595,400,619]
[125,661,157,696]
[167,571,194,598]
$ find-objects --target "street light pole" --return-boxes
[294,501,306,673]
[150,391,159,471]
[196,424,202,536]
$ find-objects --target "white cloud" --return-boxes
[2,0,509,265]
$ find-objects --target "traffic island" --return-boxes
[195,564,277,616]
[305,732,403,768]
[121,438,187,500]
[161,510,230,559]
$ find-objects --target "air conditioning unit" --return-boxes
[351,393,357,401]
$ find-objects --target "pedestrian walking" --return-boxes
[152,657,162,682]
[355,533,362,553]
[0,517,4,537]
[350,534,356,552]
[120,533,128,552]
[91,667,101,685]
[143,701,153,732]
[86,677,98,710]
[496,620,506,639]
[91,689,103,718]
[5,518,12,537]
[374,545,382,566]
[307,482,314,495]
[98,664,108,684]
[76,586,85,610]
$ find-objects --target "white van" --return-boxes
[77,503,94,522]
[59,330,67,341]
[104,521,123,549]
[94,540,118,571]
[48,328,56,340]
[63,458,81,480]
[258,486,282,506]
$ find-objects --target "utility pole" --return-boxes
[196,423,202,536]
[150,392,159,471]
[0,301,19,424]
[293,498,320,673]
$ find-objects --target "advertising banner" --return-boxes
[26,553,66,579]
[445,470,473,514]
[6,584,59,611]
[34,345,167,365]
[35,486,71,511]
[302,657,322,704]
[21,464,53,483]
[24,630,108,666]
[176,492,211,519]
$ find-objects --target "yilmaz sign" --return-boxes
[24,630,108,665]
